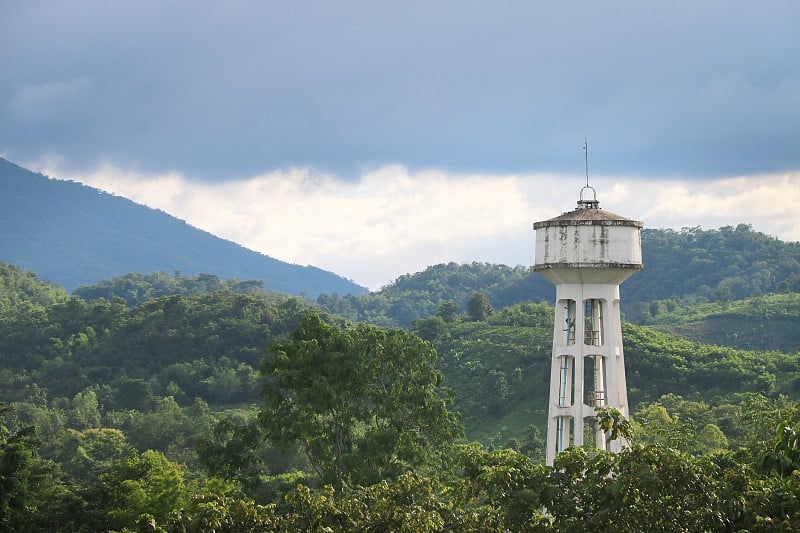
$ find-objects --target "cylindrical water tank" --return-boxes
[533,187,643,285]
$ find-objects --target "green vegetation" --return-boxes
[74,271,272,307]
[69,224,800,329]
[261,314,462,488]
[626,224,800,315]
[3,221,800,530]
[316,225,800,327]
[638,292,800,352]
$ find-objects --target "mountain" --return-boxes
[0,157,367,297]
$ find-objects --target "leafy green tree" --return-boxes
[68,389,102,430]
[467,292,493,321]
[277,472,458,532]
[165,493,279,532]
[125,396,208,455]
[437,300,460,323]
[714,284,734,311]
[196,410,272,495]
[631,404,692,450]
[485,369,509,418]
[84,449,188,530]
[762,407,800,477]
[57,427,131,484]
[0,404,38,526]
[696,423,728,454]
[595,406,634,443]
[260,313,463,487]
[519,423,546,462]
[411,316,449,344]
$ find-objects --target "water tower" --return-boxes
[533,183,643,466]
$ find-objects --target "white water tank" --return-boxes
[534,187,643,284]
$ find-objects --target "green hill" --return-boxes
[314,224,800,327]
[635,292,800,353]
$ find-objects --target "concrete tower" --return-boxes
[534,186,643,466]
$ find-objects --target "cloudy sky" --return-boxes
[2,1,800,290]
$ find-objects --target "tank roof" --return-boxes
[534,206,642,227]
[533,187,643,229]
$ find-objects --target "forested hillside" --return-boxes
[73,271,278,306]
[2,262,800,529]
[310,225,800,327]
[626,224,800,315]
[640,292,800,353]
[0,157,366,296]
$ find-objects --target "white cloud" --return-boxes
[56,164,534,289]
[598,174,800,241]
[32,160,800,290]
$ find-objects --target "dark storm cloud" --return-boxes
[2,1,799,179]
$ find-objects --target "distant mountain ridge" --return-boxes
[0,157,367,296]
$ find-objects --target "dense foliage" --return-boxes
[67,224,800,330]
[3,256,800,529]
[625,224,800,316]
[261,314,463,487]
[73,272,272,307]
[638,292,800,353]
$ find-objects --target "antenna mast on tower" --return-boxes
[583,137,589,187]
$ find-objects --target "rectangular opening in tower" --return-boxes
[583,416,608,451]
[558,355,574,407]
[583,299,604,346]
[555,416,574,454]
[557,299,576,346]
[583,355,606,407]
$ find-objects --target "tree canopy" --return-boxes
[259,313,463,487]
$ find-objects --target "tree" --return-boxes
[57,427,131,484]
[411,316,449,343]
[696,423,728,454]
[196,410,271,495]
[259,313,463,487]
[484,370,509,418]
[437,300,460,323]
[0,404,38,526]
[714,284,734,311]
[467,292,493,321]
[84,449,188,530]
[69,389,102,430]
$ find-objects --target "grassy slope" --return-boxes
[435,308,800,448]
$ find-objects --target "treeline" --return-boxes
[71,225,800,329]
[626,224,800,315]
[4,262,800,450]
[5,407,800,531]
[319,224,800,326]
[0,280,314,406]
[73,271,270,306]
